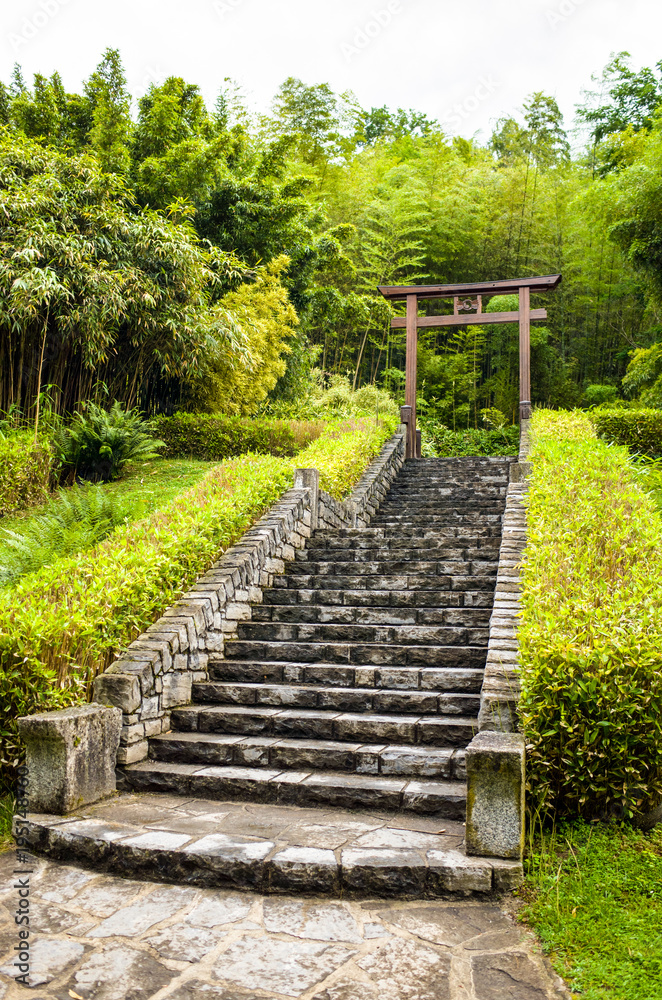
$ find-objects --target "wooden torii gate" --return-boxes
[378,274,562,459]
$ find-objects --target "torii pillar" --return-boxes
[378,274,562,459]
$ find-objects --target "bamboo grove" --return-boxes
[1,50,662,424]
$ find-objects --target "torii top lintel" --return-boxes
[376,274,562,459]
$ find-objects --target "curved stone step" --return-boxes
[171,704,477,746]
[148,732,466,779]
[120,760,467,816]
[19,793,522,896]
[191,681,481,716]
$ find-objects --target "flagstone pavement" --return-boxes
[0,849,569,1000]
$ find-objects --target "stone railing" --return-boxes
[89,426,406,768]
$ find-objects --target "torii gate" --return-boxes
[378,274,562,459]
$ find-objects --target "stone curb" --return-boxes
[92,427,407,767]
[477,462,528,733]
[18,813,523,898]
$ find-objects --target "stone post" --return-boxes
[294,468,320,529]
[465,731,525,860]
[17,704,122,814]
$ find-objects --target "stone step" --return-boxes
[263,589,494,608]
[171,704,477,746]
[293,544,500,563]
[223,639,488,667]
[311,526,501,541]
[191,681,481,716]
[370,515,504,526]
[285,559,497,577]
[208,660,485,692]
[233,622,490,646]
[121,760,468,817]
[250,604,492,626]
[148,732,467,779]
[275,574,497,592]
[19,794,523,896]
[307,530,500,548]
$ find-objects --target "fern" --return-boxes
[55,401,164,482]
[0,483,149,587]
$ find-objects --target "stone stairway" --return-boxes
[122,456,514,822]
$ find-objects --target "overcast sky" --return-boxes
[2,0,661,142]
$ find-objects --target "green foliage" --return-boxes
[524,821,662,999]
[584,383,618,406]
[519,410,662,821]
[591,407,662,455]
[0,129,251,418]
[0,483,149,587]
[421,424,519,457]
[0,454,293,787]
[0,418,395,789]
[154,413,325,460]
[186,257,298,415]
[294,417,396,499]
[309,374,397,420]
[0,432,54,517]
[622,343,662,407]
[54,402,164,481]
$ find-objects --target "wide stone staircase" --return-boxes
[122,456,514,821]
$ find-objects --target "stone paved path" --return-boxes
[0,850,568,1000]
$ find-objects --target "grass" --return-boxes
[522,820,662,999]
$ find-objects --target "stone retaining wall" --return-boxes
[93,427,407,766]
[477,462,529,733]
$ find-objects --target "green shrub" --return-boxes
[55,401,164,481]
[0,432,54,517]
[295,417,396,499]
[584,383,618,406]
[421,424,519,457]
[519,409,662,820]
[0,483,150,588]
[0,416,396,790]
[0,454,293,790]
[591,407,662,455]
[153,413,325,460]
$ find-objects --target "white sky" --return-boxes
[1,0,661,142]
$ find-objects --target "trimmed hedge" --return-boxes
[519,409,662,821]
[153,413,325,460]
[0,433,54,517]
[592,407,662,455]
[0,417,393,790]
[423,425,519,457]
